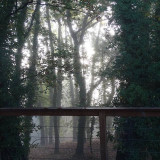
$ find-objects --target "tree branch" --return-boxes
[66,10,78,45]
[76,15,96,35]
[105,78,116,106]
[33,2,81,12]
[87,56,114,105]
[78,12,90,44]
[24,2,39,38]
[6,0,33,18]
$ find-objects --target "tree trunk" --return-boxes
[73,44,87,156]
[13,0,28,108]
[38,86,46,146]
[69,76,78,141]
[54,18,63,154]
[49,88,54,144]
[40,116,45,146]
[67,10,88,157]
[46,7,63,153]
[25,1,41,159]
[46,5,56,147]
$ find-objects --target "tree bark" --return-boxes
[53,18,63,154]
[40,116,45,145]
[66,10,87,157]
[49,88,54,144]
[69,76,78,141]
[25,1,41,159]
[46,4,56,146]
[38,86,46,146]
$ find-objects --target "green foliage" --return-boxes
[110,0,160,159]
[0,0,42,159]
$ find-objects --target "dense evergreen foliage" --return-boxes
[0,1,26,160]
[0,0,41,159]
[111,0,160,159]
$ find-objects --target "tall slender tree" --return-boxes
[65,1,108,156]
[46,5,64,153]
[25,1,41,159]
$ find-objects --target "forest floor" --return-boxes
[29,140,116,160]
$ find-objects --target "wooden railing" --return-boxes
[1,107,160,160]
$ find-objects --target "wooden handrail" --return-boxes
[0,107,160,116]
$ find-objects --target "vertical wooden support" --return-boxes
[99,111,107,160]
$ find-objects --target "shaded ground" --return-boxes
[29,140,116,160]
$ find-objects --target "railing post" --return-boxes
[99,111,107,160]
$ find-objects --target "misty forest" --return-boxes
[0,0,160,160]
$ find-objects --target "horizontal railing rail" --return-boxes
[0,107,160,116]
[1,107,160,160]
